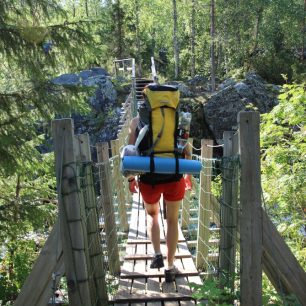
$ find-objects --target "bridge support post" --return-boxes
[97,142,121,275]
[52,119,92,306]
[219,131,239,289]
[196,139,213,270]
[238,111,262,306]
[74,134,108,304]
[110,139,129,232]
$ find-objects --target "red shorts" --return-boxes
[139,178,185,204]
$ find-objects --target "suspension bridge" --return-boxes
[14,58,306,306]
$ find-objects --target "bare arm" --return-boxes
[183,142,192,160]
[128,117,139,145]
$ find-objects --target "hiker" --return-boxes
[126,84,192,282]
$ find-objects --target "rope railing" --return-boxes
[179,134,241,303]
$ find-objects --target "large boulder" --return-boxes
[203,73,279,143]
[52,68,120,145]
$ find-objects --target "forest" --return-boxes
[0,0,305,305]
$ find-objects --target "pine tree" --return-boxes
[0,0,94,175]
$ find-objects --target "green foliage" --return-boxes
[0,239,39,303]
[192,274,302,306]
[216,0,305,83]
[0,1,99,301]
[0,153,57,243]
[261,83,306,266]
[191,278,239,306]
[262,275,301,306]
[0,0,96,175]
[0,152,57,303]
[250,50,295,84]
[59,0,305,83]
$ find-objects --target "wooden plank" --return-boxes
[128,198,141,240]
[52,118,91,306]
[181,257,202,287]
[179,301,196,305]
[127,239,185,244]
[176,241,202,286]
[146,202,161,303]
[121,269,199,279]
[14,221,63,306]
[162,279,177,294]
[125,254,191,260]
[131,200,146,296]
[164,300,179,306]
[114,292,193,303]
[262,210,306,304]
[147,277,162,306]
[116,195,140,303]
[114,276,131,306]
[238,111,262,305]
[176,232,202,289]
[175,259,193,295]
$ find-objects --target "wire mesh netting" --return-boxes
[52,132,244,306]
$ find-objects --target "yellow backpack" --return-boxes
[137,84,182,177]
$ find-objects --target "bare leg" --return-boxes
[165,200,181,267]
[144,202,161,254]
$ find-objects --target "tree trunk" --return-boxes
[210,0,216,92]
[235,0,242,65]
[303,0,306,60]
[72,1,76,17]
[84,0,89,17]
[173,0,179,79]
[190,0,196,77]
[252,8,263,55]
[135,0,142,77]
[115,0,123,58]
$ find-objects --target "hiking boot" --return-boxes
[150,254,164,269]
[164,266,178,282]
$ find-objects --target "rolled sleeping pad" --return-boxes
[121,156,202,175]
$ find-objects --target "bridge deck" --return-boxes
[113,193,202,305]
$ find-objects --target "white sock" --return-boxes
[155,252,162,256]
[166,265,174,270]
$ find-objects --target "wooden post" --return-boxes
[118,130,132,206]
[110,139,129,232]
[97,142,121,275]
[238,111,262,306]
[74,134,108,304]
[210,194,220,226]
[232,132,239,242]
[196,139,213,269]
[73,134,96,304]
[219,131,239,289]
[52,119,92,306]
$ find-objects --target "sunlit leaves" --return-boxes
[261,83,306,264]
